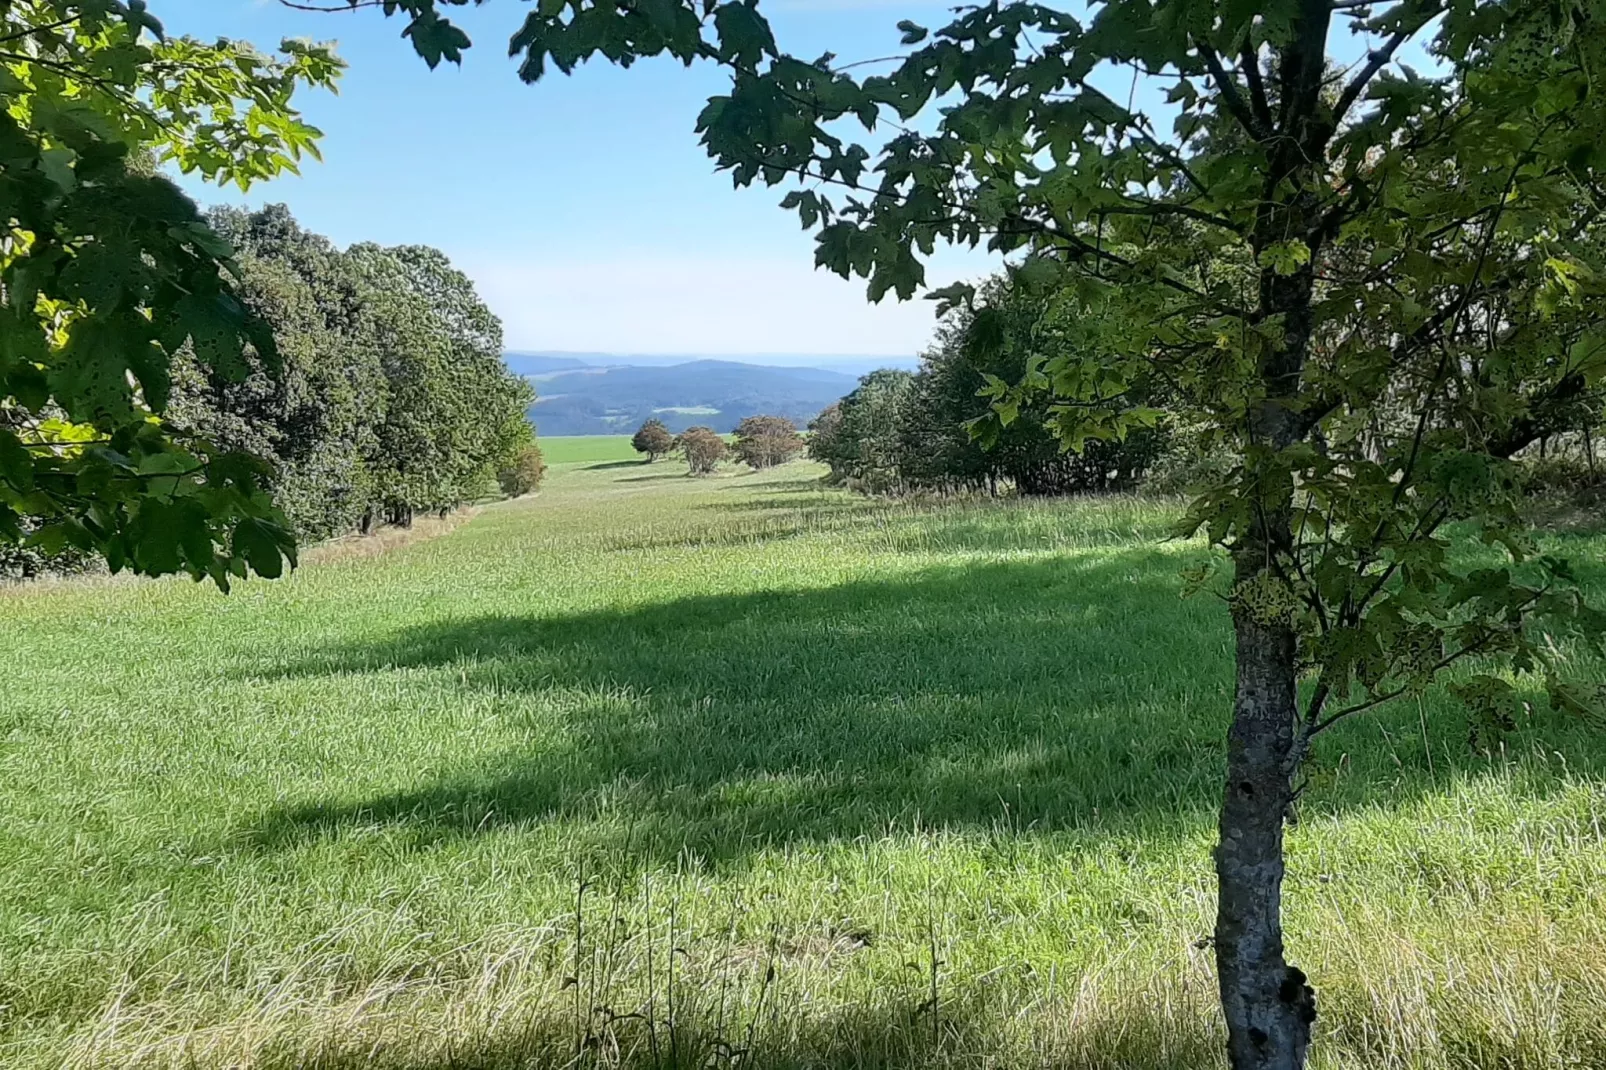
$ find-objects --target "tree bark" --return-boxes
[1216,576,1314,1069]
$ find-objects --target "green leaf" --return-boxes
[404,8,473,69]
[231,516,291,580]
[896,20,928,45]
[1260,239,1311,276]
[713,2,775,67]
[0,430,34,493]
[925,282,975,317]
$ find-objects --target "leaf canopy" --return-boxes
[1,2,343,586]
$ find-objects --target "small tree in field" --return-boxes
[733,415,805,469]
[337,2,1606,1066]
[677,426,727,475]
[632,418,674,462]
[497,443,546,497]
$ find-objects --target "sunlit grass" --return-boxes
[1,458,1604,1068]
[540,435,641,465]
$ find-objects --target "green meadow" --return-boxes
[3,454,1605,1069]
[538,435,640,465]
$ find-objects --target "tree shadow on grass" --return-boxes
[294,992,1224,1070]
[246,553,1230,862]
[698,492,889,516]
[615,471,696,483]
[240,544,1604,868]
[585,460,649,471]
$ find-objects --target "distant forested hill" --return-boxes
[502,352,593,376]
[518,358,862,435]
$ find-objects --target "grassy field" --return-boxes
[540,435,640,465]
[3,457,1606,1069]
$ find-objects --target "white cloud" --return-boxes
[457,248,999,357]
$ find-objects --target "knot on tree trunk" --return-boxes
[1278,966,1317,1026]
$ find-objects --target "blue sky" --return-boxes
[163,0,1006,360]
[162,2,1431,361]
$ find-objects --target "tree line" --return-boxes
[810,260,1605,506]
[3,201,539,578]
[181,205,538,538]
[808,278,1170,497]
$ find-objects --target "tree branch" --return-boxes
[1036,222,1252,317]
[0,15,76,47]
[1310,588,1547,738]
[1193,40,1270,141]
[277,1,387,10]
[1240,44,1274,134]
[1486,373,1589,458]
[1334,30,1411,123]
[1103,199,1244,235]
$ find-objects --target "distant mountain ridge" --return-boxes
[505,351,911,436]
[503,352,592,375]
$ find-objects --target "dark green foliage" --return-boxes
[808,291,1166,498]
[632,418,675,461]
[0,3,342,588]
[0,517,101,580]
[498,443,547,498]
[900,281,1167,496]
[807,370,915,494]
[677,426,727,475]
[170,206,536,543]
[805,403,843,467]
[732,415,804,469]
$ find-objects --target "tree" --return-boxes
[176,207,386,541]
[2,3,342,588]
[497,442,546,497]
[632,418,674,461]
[337,2,1606,1066]
[733,414,804,469]
[898,279,1168,496]
[174,205,535,540]
[676,426,727,475]
[806,403,845,471]
[809,369,915,492]
[347,241,531,521]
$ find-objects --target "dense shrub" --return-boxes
[677,426,727,474]
[498,443,547,497]
[733,415,805,469]
[809,370,917,493]
[13,204,537,582]
[632,418,675,461]
[812,280,1167,496]
[172,205,536,541]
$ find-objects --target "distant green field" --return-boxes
[540,434,639,465]
[2,461,1605,1068]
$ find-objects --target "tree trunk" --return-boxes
[1215,560,1315,1069]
